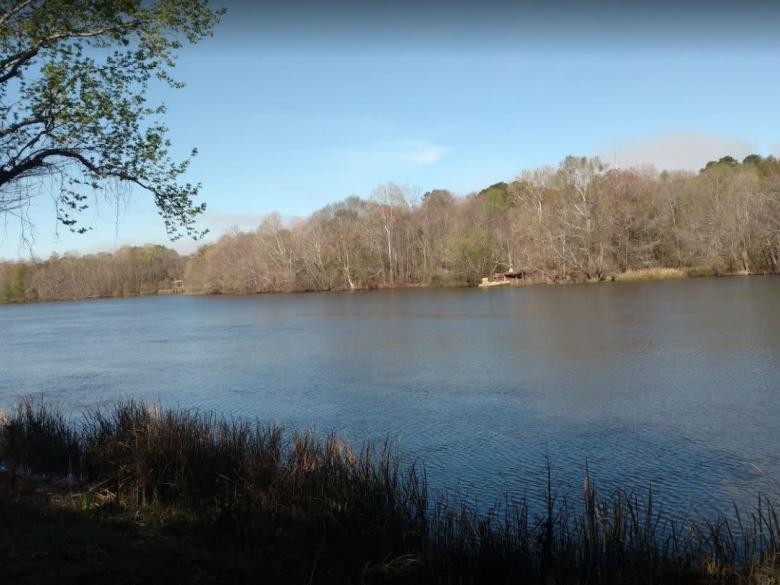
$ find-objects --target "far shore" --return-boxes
[0,267,776,306]
[0,268,776,306]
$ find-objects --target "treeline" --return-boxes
[2,154,780,302]
[0,245,183,303]
[185,154,780,293]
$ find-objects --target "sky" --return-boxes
[2,0,780,259]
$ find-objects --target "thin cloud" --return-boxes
[404,141,449,165]
[203,211,266,232]
[344,141,449,167]
[606,131,758,171]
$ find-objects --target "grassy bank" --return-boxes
[1,398,778,584]
[612,268,689,282]
[2,267,777,305]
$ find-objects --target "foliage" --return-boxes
[1,398,779,583]
[0,0,223,239]
[0,261,26,301]
[0,397,80,477]
[2,153,779,301]
[181,155,780,294]
[0,244,183,301]
[478,181,511,214]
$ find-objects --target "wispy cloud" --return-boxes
[202,211,302,234]
[203,211,266,232]
[404,141,449,165]
[344,140,449,167]
[606,131,758,171]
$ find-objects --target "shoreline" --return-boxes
[1,269,777,306]
[1,398,778,584]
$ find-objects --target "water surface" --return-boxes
[1,277,778,514]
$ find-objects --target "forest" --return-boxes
[2,154,779,303]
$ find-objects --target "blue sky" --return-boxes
[2,0,780,259]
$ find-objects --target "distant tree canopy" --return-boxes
[704,154,780,176]
[0,0,223,239]
[478,182,510,211]
[175,154,780,293]
[2,153,779,302]
[0,243,183,302]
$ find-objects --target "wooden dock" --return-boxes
[478,269,527,288]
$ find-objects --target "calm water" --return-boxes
[1,277,779,515]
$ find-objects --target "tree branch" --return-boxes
[0,0,36,27]
[0,147,97,186]
[0,114,44,140]
[0,20,142,85]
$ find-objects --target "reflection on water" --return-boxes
[1,276,779,514]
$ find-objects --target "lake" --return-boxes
[1,277,778,516]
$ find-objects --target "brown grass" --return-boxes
[614,267,688,282]
[1,398,779,584]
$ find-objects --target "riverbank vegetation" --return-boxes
[613,268,689,282]
[2,154,779,302]
[1,398,778,584]
[0,245,185,303]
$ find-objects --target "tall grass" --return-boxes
[614,268,688,282]
[1,398,778,584]
[0,398,80,478]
